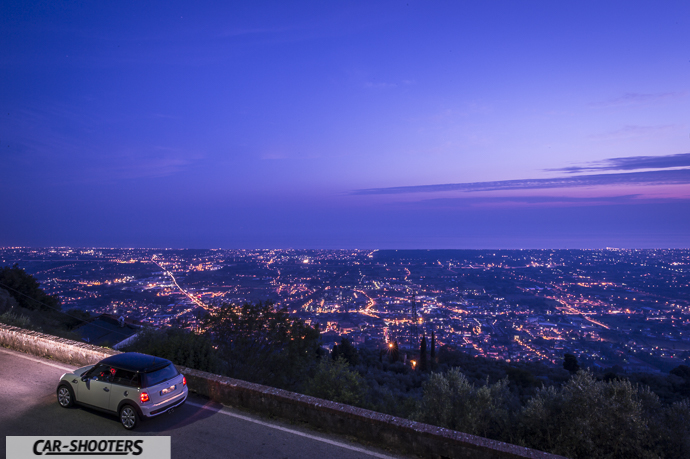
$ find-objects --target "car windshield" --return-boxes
[143,364,178,387]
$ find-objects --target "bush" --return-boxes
[416,368,516,441]
[649,399,690,458]
[519,370,656,458]
[304,357,367,406]
[0,310,34,330]
[202,302,321,389]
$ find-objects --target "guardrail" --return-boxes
[0,323,563,459]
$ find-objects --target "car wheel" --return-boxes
[119,405,138,430]
[57,385,74,408]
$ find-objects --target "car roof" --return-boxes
[99,352,172,373]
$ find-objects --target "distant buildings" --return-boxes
[3,247,689,372]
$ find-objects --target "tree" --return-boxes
[0,264,60,312]
[332,337,359,366]
[304,357,367,406]
[430,331,436,370]
[123,327,221,374]
[202,301,321,389]
[0,265,87,333]
[419,336,428,372]
[506,367,539,393]
[416,368,514,440]
[653,399,690,458]
[563,353,580,374]
[519,370,658,458]
[332,342,340,361]
[670,365,690,380]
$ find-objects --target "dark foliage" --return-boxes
[518,371,690,458]
[304,357,367,406]
[202,301,321,389]
[0,266,89,337]
[122,327,221,374]
[563,353,580,374]
[332,337,359,366]
[670,365,690,380]
[419,336,428,372]
[0,264,60,312]
[430,331,436,370]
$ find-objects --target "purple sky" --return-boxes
[2,1,690,249]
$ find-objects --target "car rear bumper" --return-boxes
[142,389,188,418]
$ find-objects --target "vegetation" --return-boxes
[121,327,221,374]
[518,371,690,458]
[0,310,33,329]
[201,301,321,389]
[0,264,61,312]
[563,353,580,374]
[304,357,366,406]
[416,369,515,441]
[0,265,90,337]
[419,335,428,372]
[331,337,359,366]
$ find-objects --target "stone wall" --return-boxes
[0,323,564,459]
[0,323,118,366]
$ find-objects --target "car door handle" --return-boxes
[103,387,109,392]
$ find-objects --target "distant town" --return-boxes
[2,247,689,373]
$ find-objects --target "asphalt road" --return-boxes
[0,347,408,459]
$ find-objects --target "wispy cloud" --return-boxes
[549,152,690,174]
[404,194,656,209]
[591,92,687,108]
[352,169,690,195]
[79,148,200,181]
[108,156,193,179]
[589,124,680,141]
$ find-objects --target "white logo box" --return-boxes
[6,437,170,459]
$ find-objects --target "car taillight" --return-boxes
[182,376,187,386]
[140,392,149,403]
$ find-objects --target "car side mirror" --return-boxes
[81,375,89,382]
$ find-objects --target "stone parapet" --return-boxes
[0,323,118,366]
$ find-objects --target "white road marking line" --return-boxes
[186,401,400,459]
[0,347,75,372]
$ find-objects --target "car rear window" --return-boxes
[143,364,179,387]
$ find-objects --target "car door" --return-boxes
[108,369,140,412]
[77,364,113,410]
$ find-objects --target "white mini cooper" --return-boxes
[56,352,188,429]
